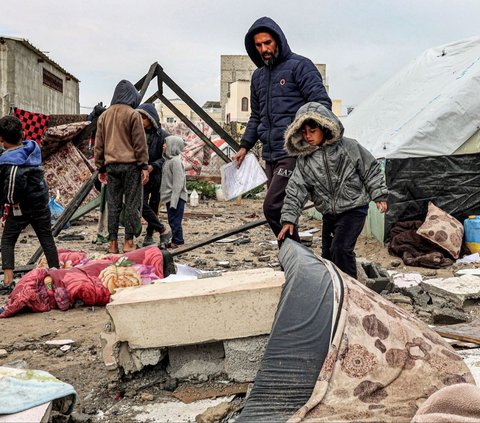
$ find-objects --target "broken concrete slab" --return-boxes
[118,343,166,375]
[224,335,268,382]
[168,342,224,380]
[431,307,471,325]
[421,274,480,308]
[105,268,284,350]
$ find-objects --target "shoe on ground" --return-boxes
[160,229,171,245]
[93,234,109,245]
[142,235,156,247]
[167,241,184,249]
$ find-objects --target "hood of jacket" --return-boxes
[0,140,42,166]
[110,80,141,108]
[245,17,292,68]
[137,103,160,130]
[284,102,345,157]
[165,136,186,159]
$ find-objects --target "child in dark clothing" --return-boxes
[277,102,388,278]
[0,115,59,285]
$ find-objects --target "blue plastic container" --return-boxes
[464,215,480,253]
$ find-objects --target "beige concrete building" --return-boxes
[156,99,222,126]
[224,79,250,123]
[0,36,80,116]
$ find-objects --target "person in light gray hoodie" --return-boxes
[277,102,388,278]
[160,136,187,248]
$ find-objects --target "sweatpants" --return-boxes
[264,157,300,246]
[106,163,142,241]
[142,179,165,237]
[321,208,367,279]
[1,206,59,270]
[166,199,185,244]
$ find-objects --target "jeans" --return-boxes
[167,199,185,244]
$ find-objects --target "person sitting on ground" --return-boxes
[94,79,149,254]
[136,103,170,247]
[0,115,60,285]
[277,102,388,278]
[160,136,187,249]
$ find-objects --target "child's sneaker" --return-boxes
[93,234,109,245]
[159,228,171,245]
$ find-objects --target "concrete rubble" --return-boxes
[101,267,284,379]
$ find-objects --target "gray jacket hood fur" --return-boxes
[285,102,344,157]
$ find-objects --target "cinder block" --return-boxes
[224,335,268,382]
[167,342,225,380]
[105,268,284,349]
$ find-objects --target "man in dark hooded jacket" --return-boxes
[94,80,148,254]
[137,103,170,246]
[232,17,332,244]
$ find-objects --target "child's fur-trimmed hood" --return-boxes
[284,102,344,156]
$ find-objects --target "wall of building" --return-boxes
[156,99,222,126]
[0,38,79,116]
[224,80,251,123]
[220,55,257,121]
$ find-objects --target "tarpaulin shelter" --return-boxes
[343,36,480,241]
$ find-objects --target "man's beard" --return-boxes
[262,49,279,66]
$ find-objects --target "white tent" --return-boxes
[343,36,480,159]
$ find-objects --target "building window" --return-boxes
[43,68,63,93]
[166,117,175,123]
[241,97,248,112]
[226,113,231,124]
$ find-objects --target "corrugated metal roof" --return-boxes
[0,36,80,82]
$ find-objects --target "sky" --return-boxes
[1,0,480,114]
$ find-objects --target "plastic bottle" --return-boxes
[190,189,199,207]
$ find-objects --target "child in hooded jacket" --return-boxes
[0,115,59,285]
[160,136,187,248]
[277,102,388,279]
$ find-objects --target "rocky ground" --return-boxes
[0,197,478,422]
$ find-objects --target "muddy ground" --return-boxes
[0,197,464,421]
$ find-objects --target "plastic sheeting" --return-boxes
[237,240,335,422]
[385,153,480,241]
[343,36,480,159]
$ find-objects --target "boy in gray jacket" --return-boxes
[277,102,388,278]
[160,136,188,248]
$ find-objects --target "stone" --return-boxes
[431,307,471,325]
[403,285,431,308]
[390,259,402,268]
[224,336,268,382]
[140,393,154,401]
[0,349,8,358]
[384,293,412,305]
[117,343,166,375]
[217,261,231,268]
[257,256,270,262]
[421,275,480,308]
[167,342,224,380]
[45,339,75,347]
[195,401,234,423]
[104,268,284,350]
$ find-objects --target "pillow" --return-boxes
[416,202,464,259]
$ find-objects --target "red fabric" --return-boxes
[0,246,164,318]
[0,269,49,317]
[13,108,49,142]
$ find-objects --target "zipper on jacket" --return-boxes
[322,148,336,214]
[266,67,273,161]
